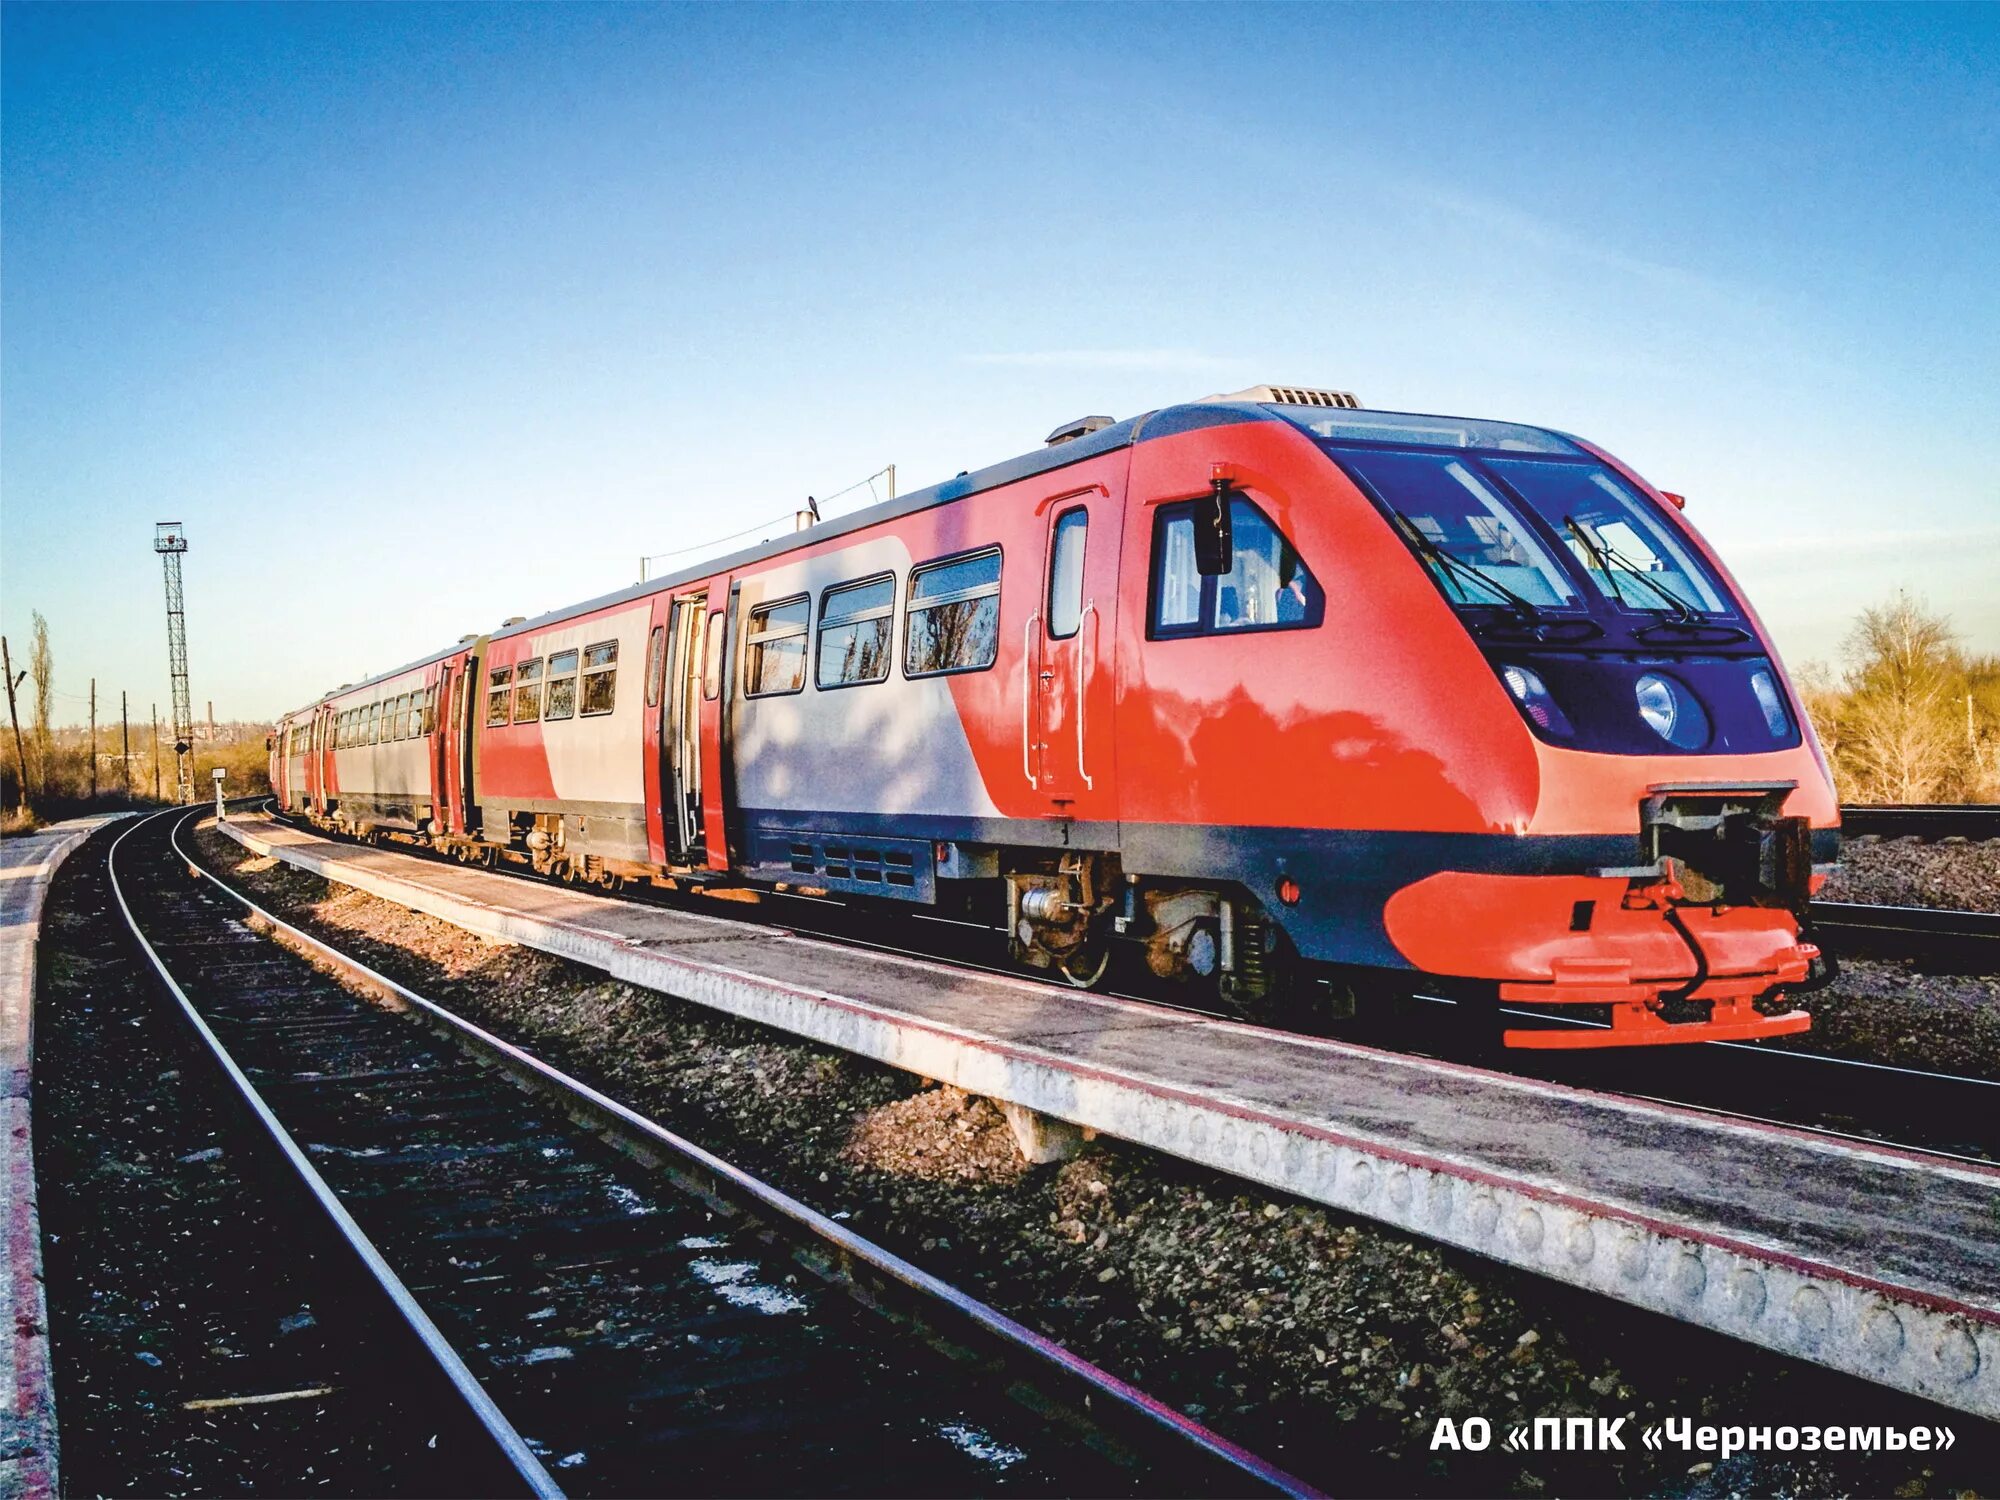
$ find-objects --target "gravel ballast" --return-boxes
[191,826,1995,1497]
[1822,838,2000,913]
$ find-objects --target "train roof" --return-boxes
[278,393,1579,718]
[488,398,1278,646]
[274,637,481,724]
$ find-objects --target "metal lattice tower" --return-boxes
[154,522,196,804]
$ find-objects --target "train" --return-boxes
[269,384,1839,1049]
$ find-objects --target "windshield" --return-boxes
[1329,447,1582,609]
[1479,456,1726,615]
[1326,445,1734,621]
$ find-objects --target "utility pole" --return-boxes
[122,692,132,794]
[151,705,162,800]
[88,678,97,799]
[206,700,215,741]
[154,522,196,803]
[1,638,26,818]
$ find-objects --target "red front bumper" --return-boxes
[1383,870,1817,1049]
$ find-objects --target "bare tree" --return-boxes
[28,611,52,797]
[1834,592,1970,802]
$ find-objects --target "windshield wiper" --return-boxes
[1564,516,1699,623]
[1394,512,1544,622]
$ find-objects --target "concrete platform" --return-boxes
[3,815,129,1500]
[217,812,2000,1422]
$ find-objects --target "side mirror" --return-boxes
[1193,481,1235,576]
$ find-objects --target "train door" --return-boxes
[452,650,481,836]
[660,593,708,859]
[701,585,734,869]
[1030,490,1121,813]
[306,707,325,814]
[435,665,454,834]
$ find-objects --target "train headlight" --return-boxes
[1501,664,1574,737]
[1636,672,1709,749]
[1749,667,1790,739]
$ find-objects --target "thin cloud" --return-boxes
[1384,179,1720,297]
[962,348,1251,373]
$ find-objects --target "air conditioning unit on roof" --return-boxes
[1202,384,1362,409]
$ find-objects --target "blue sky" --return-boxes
[5,2,1996,722]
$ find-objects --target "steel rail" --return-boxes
[184,811,1323,1498]
[1838,803,2000,841]
[1808,900,2000,966]
[107,809,566,1500]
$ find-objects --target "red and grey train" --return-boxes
[269,384,1838,1048]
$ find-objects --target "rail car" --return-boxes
[269,384,1839,1048]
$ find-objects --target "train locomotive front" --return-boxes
[1244,403,1837,1047]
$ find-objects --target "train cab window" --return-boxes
[746,597,809,696]
[817,575,894,688]
[1149,498,1322,638]
[581,641,617,716]
[513,658,544,721]
[702,612,725,700]
[905,549,1001,676]
[1047,510,1088,638]
[645,626,666,708]
[486,667,512,727]
[421,684,436,735]
[545,649,579,719]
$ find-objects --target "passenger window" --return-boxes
[422,684,436,735]
[703,612,725,700]
[1047,511,1088,638]
[746,596,809,697]
[545,649,579,720]
[817,575,894,688]
[581,641,617,716]
[645,626,666,708]
[406,692,423,738]
[487,666,513,727]
[906,549,1001,676]
[513,658,544,722]
[1149,498,1321,637]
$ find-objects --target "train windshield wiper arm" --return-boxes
[1564,516,1698,622]
[1394,512,1544,623]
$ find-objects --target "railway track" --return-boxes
[244,803,1998,1166]
[1808,900,2000,968]
[112,808,1316,1498]
[1838,803,2000,842]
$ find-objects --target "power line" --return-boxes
[637,465,896,581]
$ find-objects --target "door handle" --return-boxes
[1077,600,1097,791]
[1022,612,1041,789]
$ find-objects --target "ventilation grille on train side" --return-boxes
[789,839,918,889]
[1201,384,1362,408]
